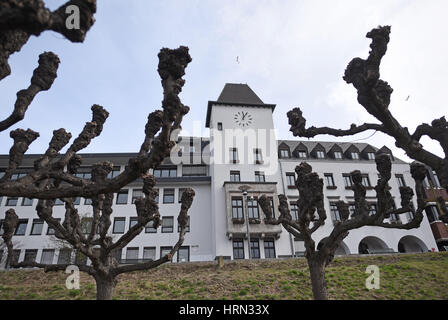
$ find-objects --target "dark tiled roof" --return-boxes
[217,83,264,105]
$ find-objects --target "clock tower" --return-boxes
[206,83,281,259]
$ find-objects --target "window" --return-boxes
[10,172,28,180]
[163,189,175,204]
[231,197,244,219]
[114,248,122,263]
[54,198,64,206]
[330,204,341,222]
[217,122,223,131]
[290,203,299,220]
[177,246,190,262]
[361,174,371,187]
[369,204,377,216]
[154,189,159,204]
[233,239,244,259]
[47,219,61,235]
[254,149,263,163]
[160,247,172,260]
[84,198,92,205]
[153,167,177,178]
[334,151,343,159]
[15,219,28,235]
[425,205,439,223]
[250,239,260,259]
[343,174,353,187]
[264,239,276,259]
[143,247,156,261]
[396,174,406,187]
[316,151,325,159]
[41,249,55,264]
[126,247,139,262]
[116,189,129,204]
[129,217,138,229]
[24,249,37,263]
[73,197,81,205]
[145,220,157,233]
[247,198,259,219]
[367,152,375,160]
[81,218,93,234]
[132,189,143,204]
[268,197,275,218]
[230,171,241,182]
[182,165,207,176]
[30,219,44,235]
[351,152,359,160]
[113,217,126,234]
[6,197,18,206]
[255,171,265,182]
[107,166,121,179]
[21,198,33,206]
[162,217,174,233]
[229,148,239,163]
[406,203,415,221]
[11,250,21,265]
[189,146,195,153]
[297,151,307,159]
[390,213,401,223]
[178,216,190,232]
[74,168,92,180]
[349,204,356,216]
[178,188,185,203]
[279,148,290,158]
[286,173,296,187]
[324,174,335,187]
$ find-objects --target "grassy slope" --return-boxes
[0,252,447,300]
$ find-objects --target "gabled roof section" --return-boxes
[206,83,276,128]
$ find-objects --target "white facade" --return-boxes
[0,84,438,268]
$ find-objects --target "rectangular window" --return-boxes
[178,216,190,233]
[163,189,175,203]
[177,246,190,262]
[143,247,156,261]
[330,204,341,223]
[46,218,61,235]
[30,219,44,235]
[334,151,343,159]
[367,152,375,160]
[286,173,296,187]
[425,205,439,223]
[396,174,406,187]
[21,198,33,206]
[268,197,275,219]
[316,151,325,159]
[154,188,159,204]
[189,146,195,153]
[160,247,172,261]
[73,197,81,205]
[297,151,307,159]
[41,249,55,264]
[126,247,139,262]
[145,220,157,233]
[132,189,143,204]
[6,197,18,206]
[369,204,377,216]
[231,197,244,219]
[113,217,126,234]
[54,198,64,206]
[153,167,177,178]
[217,122,223,131]
[10,172,28,180]
[81,218,93,234]
[114,248,122,263]
[74,167,92,180]
[432,171,441,188]
[324,173,335,187]
[343,174,353,187]
[129,217,138,229]
[11,250,21,265]
[361,174,371,187]
[255,171,265,182]
[178,188,185,203]
[57,249,72,264]
[250,239,260,259]
[230,171,241,182]
[349,204,356,216]
[24,249,37,263]
[107,166,121,179]
[290,203,299,220]
[279,149,290,158]
[15,219,28,235]
[230,148,239,163]
[162,217,174,233]
[116,189,129,204]
[264,239,276,259]
[247,198,259,219]
[254,149,263,163]
[351,152,359,160]
[182,165,207,176]
[233,239,244,259]
[84,198,92,205]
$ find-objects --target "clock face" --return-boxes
[234,111,253,127]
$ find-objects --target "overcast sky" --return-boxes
[0,0,446,163]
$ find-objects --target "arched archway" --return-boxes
[317,238,350,255]
[398,236,428,253]
[358,236,389,254]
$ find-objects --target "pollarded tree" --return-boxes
[259,155,427,300]
[287,25,448,220]
[0,0,195,300]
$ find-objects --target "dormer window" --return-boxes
[279,149,290,159]
[297,151,307,158]
[367,152,375,160]
[351,152,359,160]
[334,152,342,159]
[316,151,325,159]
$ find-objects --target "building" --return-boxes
[0,83,442,267]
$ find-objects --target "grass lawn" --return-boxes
[0,252,447,300]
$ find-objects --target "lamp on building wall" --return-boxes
[239,185,252,259]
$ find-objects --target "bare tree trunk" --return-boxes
[308,258,328,300]
[95,275,115,300]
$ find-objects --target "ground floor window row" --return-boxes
[232,238,276,260]
[0,246,191,267]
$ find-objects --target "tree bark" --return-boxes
[308,258,328,300]
[95,276,115,300]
